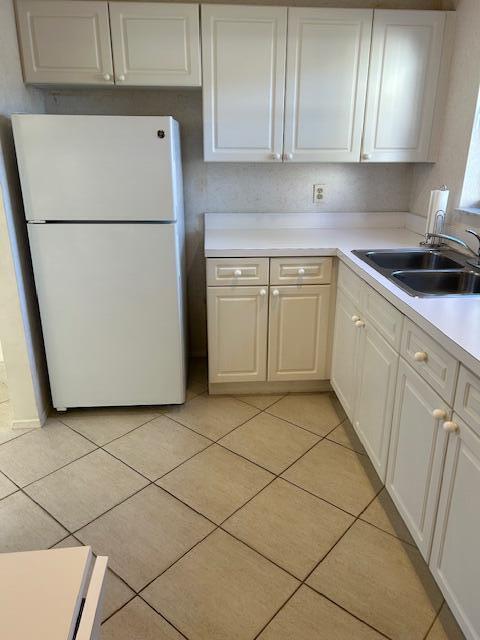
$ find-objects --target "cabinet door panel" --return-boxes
[354,324,398,482]
[207,286,268,383]
[284,8,372,162]
[331,289,360,421]
[268,285,331,381]
[202,5,287,161]
[387,359,449,558]
[109,2,201,86]
[430,414,480,640]
[16,0,114,85]
[363,10,446,162]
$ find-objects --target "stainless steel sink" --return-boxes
[352,248,480,297]
[362,250,463,271]
[392,270,480,297]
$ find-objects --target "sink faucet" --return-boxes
[424,229,480,268]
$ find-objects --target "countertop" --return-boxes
[204,213,480,378]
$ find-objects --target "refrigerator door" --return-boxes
[13,115,182,222]
[28,223,186,408]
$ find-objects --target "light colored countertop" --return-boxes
[204,213,480,378]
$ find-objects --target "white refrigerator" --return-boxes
[13,115,186,410]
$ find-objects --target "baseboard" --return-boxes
[12,407,47,430]
[209,379,331,395]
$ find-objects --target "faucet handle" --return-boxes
[465,228,480,256]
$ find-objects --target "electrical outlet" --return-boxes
[313,184,326,204]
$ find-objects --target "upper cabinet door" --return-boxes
[284,8,373,163]
[362,10,446,162]
[109,2,201,87]
[15,0,114,85]
[202,5,287,162]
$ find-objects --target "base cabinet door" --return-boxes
[330,289,361,421]
[354,324,398,482]
[386,359,449,558]
[430,414,480,640]
[207,286,268,383]
[268,285,331,381]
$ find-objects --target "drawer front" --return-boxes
[362,283,403,350]
[401,319,458,404]
[337,262,363,307]
[454,366,480,436]
[76,555,108,640]
[270,257,332,285]
[207,258,269,286]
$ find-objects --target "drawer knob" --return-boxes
[443,420,459,433]
[272,289,280,297]
[351,315,360,323]
[103,73,111,81]
[362,152,371,160]
[355,319,365,328]
[283,153,293,160]
[298,268,305,276]
[432,409,447,420]
[271,153,281,160]
[234,269,242,277]
[414,351,428,362]
[259,288,267,296]
[117,74,126,81]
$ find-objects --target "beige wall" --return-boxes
[410,0,480,227]
[0,1,50,426]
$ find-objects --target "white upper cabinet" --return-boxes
[362,10,447,162]
[15,0,114,85]
[109,3,201,87]
[284,8,372,162]
[202,4,287,162]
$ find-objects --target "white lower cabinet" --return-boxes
[386,359,449,559]
[268,284,331,381]
[330,289,361,421]
[354,323,398,482]
[207,286,268,383]
[430,414,480,640]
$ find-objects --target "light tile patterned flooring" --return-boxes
[0,359,466,640]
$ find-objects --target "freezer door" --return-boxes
[13,115,182,222]
[28,223,186,408]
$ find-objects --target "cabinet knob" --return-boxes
[298,267,305,276]
[271,153,281,160]
[259,288,267,296]
[362,152,371,160]
[414,351,428,362]
[283,153,293,161]
[443,420,459,433]
[432,408,447,420]
[355,319,365,328]
[234,269,242,277]
[117,74,126,82]
[272,289,280,297]
[351,315,360,323]
[103,73,111,81]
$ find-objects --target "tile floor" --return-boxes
[0,359,466,640]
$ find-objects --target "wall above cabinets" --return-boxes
[14,1,454,163]
[15,0,201,87]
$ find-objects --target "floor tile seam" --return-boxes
[324,435,368,457]
[155,413,218,444]
[16,486,70,536]
[136,594,191,639]
[252,581,304,640]
[278,476,358,519]
[262,408,343,438]
[71,480,156,537]
[303,585,393,640]
[144,441,217,484]
[421,600,446,640]
[100,593,138,626]
[57,411,164,448]
[153,482,227,528]
[0,426,41,448]
[3,446,99,492]
[98,445,165,484]
[233,394,287,412]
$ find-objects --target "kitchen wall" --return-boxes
[0,0,49,426]
[410,0,480,232]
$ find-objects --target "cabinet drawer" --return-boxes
[454,366,480,436]
[401,319,458,404]
[76,555,108,640]
[337,262,363,307]
[362,283,403,350]
[270,257,332,285]
[206,258,269,286]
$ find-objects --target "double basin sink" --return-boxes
[352,248,480,297]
